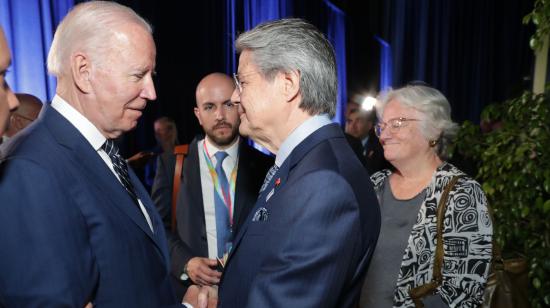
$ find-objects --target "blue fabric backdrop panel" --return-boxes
[0,0,74,102]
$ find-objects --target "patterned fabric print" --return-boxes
[370,162,493,308]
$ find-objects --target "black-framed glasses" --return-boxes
[374,117,420,137]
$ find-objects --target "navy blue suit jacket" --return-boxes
[0,105,178,307]
[218,123,381,307]
[152,137,273,298]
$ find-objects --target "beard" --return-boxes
[205,121,239,147]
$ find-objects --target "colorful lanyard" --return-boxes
[202,141,238,226]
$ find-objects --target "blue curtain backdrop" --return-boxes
[324,0,346,125]
[375,35,392,92]
[383,0,534,123]
[224,0,347,125]
[0,0,74,102]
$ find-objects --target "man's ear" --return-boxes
[282,70,300,102]
[193,106,203,126]
[72,53,92,93]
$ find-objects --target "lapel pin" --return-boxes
[275,178,281,187]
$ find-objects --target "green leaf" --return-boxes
[544,200,550,214]
[521,206,530,218]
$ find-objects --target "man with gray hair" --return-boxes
[186,18,381,308]
[0,2,179,307]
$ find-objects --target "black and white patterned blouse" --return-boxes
[370,162,493,307]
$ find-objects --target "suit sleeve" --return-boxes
[0,159,97,307]
[151,153,196,279]
[151,154,173,231]
[246,170,363,307]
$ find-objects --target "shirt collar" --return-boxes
[275,114,332,167]
[204,136,240,161]
[50,95,106,151]
[361,136,369,147]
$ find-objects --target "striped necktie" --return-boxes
[214,151,231,258]
[259,164,279,193]
[102,139,139,204]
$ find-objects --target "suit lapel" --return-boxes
[232,140,251,228]
[43,105,164,253]
[185,139,208,252]
[226,124,344,266]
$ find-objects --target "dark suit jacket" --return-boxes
[218,123,381,308]
[363,129,391,175]
[151,137,273,298]
[0,105,178,307]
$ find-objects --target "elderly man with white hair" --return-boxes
[0,2,181,307]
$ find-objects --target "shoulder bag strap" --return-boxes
[172,144,189,233]
[410,175,461,308]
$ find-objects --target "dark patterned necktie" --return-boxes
[102,139,138,203]
[259,164,279,193]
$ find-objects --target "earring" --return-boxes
[429,140,438,147]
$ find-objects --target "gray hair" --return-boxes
[235,18,337,117]
[376,85,459,159]
[47,1,152,76]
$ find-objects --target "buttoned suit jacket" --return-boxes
[151,137,273,297]
[218,123,381,308]
[0,104,178,307]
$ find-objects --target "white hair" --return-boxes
[376,85,459,159]
[47,1,152,76]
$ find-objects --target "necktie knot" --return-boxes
[214,151,228,171]
[102,139,119,157]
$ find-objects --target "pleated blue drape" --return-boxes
[0,0,74,102]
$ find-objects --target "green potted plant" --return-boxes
[452,91,550,307]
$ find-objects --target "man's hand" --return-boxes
[126,151,155,169]
[183,285,218,308]
[186,257,222,285]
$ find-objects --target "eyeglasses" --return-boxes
[374,117,420,137]
[233,71,260,94]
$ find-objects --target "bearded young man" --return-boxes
[151,72,272,299]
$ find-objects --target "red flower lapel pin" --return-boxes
[275,178,281,187]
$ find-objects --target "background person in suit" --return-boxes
[0,2,180,306]
[345,101,390,175]
[0,27,20,137]
[186,18,381,308]
[128,116,179,192]
[152,72,272,299]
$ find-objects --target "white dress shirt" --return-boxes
[275,114,332,168]
[51,95,154,232]
[198,136,239,259]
